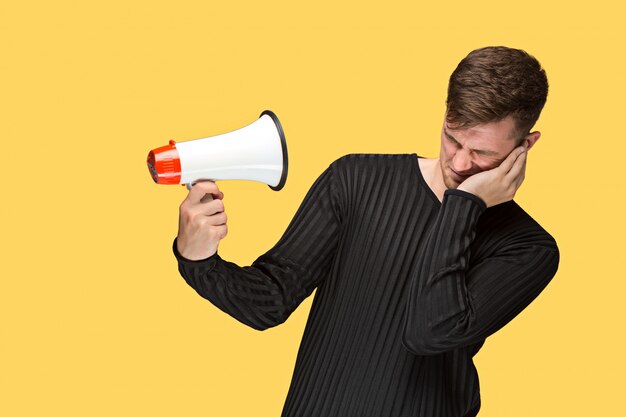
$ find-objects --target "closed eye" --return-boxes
[445,132,460,146]
[445,130,501,158]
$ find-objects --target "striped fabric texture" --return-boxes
[172,153,560,417]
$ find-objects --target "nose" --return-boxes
[451,148,473,173]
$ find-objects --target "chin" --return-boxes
[442,172,460,189]
[442,179,459,190]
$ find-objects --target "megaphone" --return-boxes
[147,110,288,191]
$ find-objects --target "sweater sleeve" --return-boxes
[401,188,560,355]
[172,159,343,331]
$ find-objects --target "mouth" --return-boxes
[448,167,471,182]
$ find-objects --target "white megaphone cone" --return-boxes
[147,110,288,191]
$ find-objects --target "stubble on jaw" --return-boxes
[438,158,460,190]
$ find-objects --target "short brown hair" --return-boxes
[445,46,548,142]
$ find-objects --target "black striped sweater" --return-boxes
[172,153,560,417]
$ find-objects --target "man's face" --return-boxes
[439,115,522,189]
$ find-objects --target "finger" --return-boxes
[212,224,228,240]
[516,168,526,189]
[187,180,221,204]
[189,198,225,217]
[206,211,227,226]
[511,158,526,191]
[200,189,224,203]
[199,193,214,204]
[506,148,527,182]
[515,153,527,189]
[498,146,526,175]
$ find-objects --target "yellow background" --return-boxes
[2,1,624,415]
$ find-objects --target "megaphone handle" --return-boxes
[186,182,215,203]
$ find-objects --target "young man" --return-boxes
[173,46,560,417]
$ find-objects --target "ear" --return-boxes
[523,131,541,150]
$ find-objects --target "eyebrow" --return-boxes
[444,128,501,157]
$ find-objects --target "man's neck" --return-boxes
[418,157,447,203]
